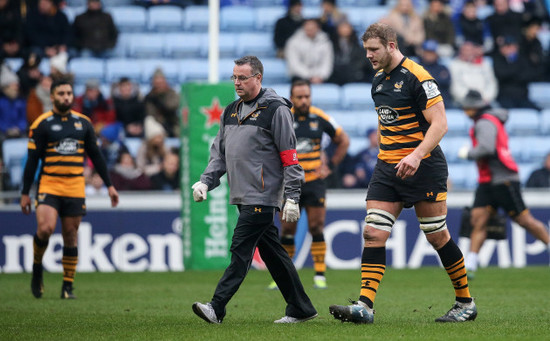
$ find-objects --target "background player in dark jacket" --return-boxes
[20,79,119,299]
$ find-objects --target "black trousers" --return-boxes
[210,205,317,320]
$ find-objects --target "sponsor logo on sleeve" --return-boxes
[422,80,441,99]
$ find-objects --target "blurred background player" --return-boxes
[20,78,118,299]
[268,79,349,290]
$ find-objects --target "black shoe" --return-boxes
[61,285,77,299]
[435,300,477,322]
[31,263,44,298]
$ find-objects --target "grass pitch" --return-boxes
[1,267,548,340]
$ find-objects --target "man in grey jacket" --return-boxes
[191,56,318,324]
[458,90,550,278]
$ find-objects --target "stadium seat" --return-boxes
[446,109,469,136]
[2,138,28,189]
[65,0,86,6]
[261,58,289,84]
[537,30,550,53]
[255,7,286,32]
[148,5,183,32]
[476,4,494,19]
[528,82,550,109]
[341,83,374,111]
[165,137,181,150]
[440,136,470,163]
[140,59,180,85]
[163,33,205,59]
[508,136,525,162]
[183,6,209,32]
[520,136,550,163]
[251,0,285,6]
[218,58,238,82]
[311,84,342,111]
[108,6,147,32]
[128,33,165,58]
[505,108,540,136]
[330,111,359,136]
[4,58,23,72]
[179,59,209,82]
[39,58,51,76]
[518,162,540,185]
[448,163,478,189]
[237,33,276,58]
[220,6,255,32]
[218,33,239,59]
[540,109,550,134]
[69,58,105,84]
[302,0,321,6]
[348,136,369,156]
[363,6,388,27]
[302,6,322,18]
[268,83,291,100]
[341,7,370,34]
[112,32,132,58]
[124,137,143,157]
[105,58,142,83]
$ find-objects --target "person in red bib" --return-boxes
[458,89,550,278]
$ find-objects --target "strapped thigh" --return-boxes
[418,215,447,234]
[365,208,396,232]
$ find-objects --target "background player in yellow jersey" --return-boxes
[20,79,119,299]
[329,23,476,323]
[269,79,349,290]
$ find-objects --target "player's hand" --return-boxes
[316,163,332,179]
[20,194,31,215]
[457,145,470,160]
[395,153,421,180]
[108,186,119,208]
[281,199,300,222]
[192,181,208,202]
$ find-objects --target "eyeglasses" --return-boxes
[230,73,259,82]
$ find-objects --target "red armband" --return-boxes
[280,149,299,167]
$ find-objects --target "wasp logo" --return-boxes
[74,122,83,130]
[254,207,262,213]
[309,121,319,130]
[394,81,403,92]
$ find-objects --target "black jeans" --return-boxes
[210,205,317,320]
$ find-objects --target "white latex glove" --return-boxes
[457,145,470,160]
[281,199,300,223]
[192,181,208,202]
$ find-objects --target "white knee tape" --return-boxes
[418,215,447,234]
[365,209,396,232]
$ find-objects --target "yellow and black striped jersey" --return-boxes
[23,110,111,198]
[292,106,342,182]
[372,57,444,164]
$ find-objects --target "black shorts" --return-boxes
[300,179,326,207]
[473,181,527,217]
[35,193,87,217]
[366,155,448,208]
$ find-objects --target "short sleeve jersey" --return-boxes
[371,57,444,164]
[27,110,98,198]
[292,106,342,182]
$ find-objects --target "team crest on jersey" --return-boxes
[56,138,79,154]
[377,105,399,124]
[249,112,260,121]
[375,84,383,92]
[394,81,404,92]
[309,121,319,131]
[422,80,441,99]
[51,124,62,131]
[74,122,83,130]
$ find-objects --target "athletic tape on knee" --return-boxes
[365,209,396,232]
[418,215,447,234]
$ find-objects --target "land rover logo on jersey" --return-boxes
[422,80,441,99]
[56,138,79,154]
[51,124,62,131]
[377,105,399,123]
[296,138,313,153]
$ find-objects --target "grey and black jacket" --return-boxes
[200,88,305,209]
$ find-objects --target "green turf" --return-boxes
[1,267,548,340]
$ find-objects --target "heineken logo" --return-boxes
[200,98,224,128]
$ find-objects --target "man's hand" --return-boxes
[20,194,31,215]
[281,199,300,222]
[192,181,208,202]
[458,145,470,160]
[108,186,119,208]
[395,152,422,180]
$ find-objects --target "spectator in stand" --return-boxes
[526,152,550,188]
[24,0,72,58]
[73,0,118,58]
[74,78,116,132]
[320,0,348,41]
[136,116,170,177]
[26,74,53,126]
[113,77,145,138]
[109,151,152,191]
[520,17,546,81]
[0,70,26,144]
[449,41,497,105]
[492,35,539,110]
[16,53,42,98]
[0,0,24,58]
[273,0,304,59]
[98,122,129,171]
[419,40,454,107]
[455,0,487,48]
[380,0,425,57]
[144,68,180,137]
[342,128,378,189]
[486,0,524,52]
[285,19,334,84]
[150,151,180,191]
[329,20,373,85]
[423,0,455,58]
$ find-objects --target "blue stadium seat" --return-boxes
[165,137,181,150]
[220,6,255,32]
[179,59,209,82]
[476,5,494,20]
[112,32,132,57]
[251,0,285,6]
[141,59,180,85]
[65,0,86,7]
[255,7,286,32]
[268,83,291,100]
[341,83,374,110]
[520,136,550,163]
[108,6,147,32]
[4,58,23,72]
[218,58,238,82]
[341,7,370,34]
[446,109,469,136]
[39,58,51,76]
[537,30,550,53]
[505,108,540,136]
[128,33,165,58]
[69,58,105,84]
[508,136,525,162]
[148,5,183,32]
[540,109,550,134]
[261,58,289,84]
[311,84,342,111]
[448,163,478,189]
[124,137,143,157]
[302,6,322,18]
[237,33,276,58]
[528,82,550,109]
[2,138,28,189]
[440,136,470,162]
[218,33,239,58]
[330,111,359,137]
[302,0,321,6]
[518,162,540,185]
[105,58,142,83]
[363,6,388,27]
[183,6,209,32]
[348,136,369,156]
[163,33,205,58]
